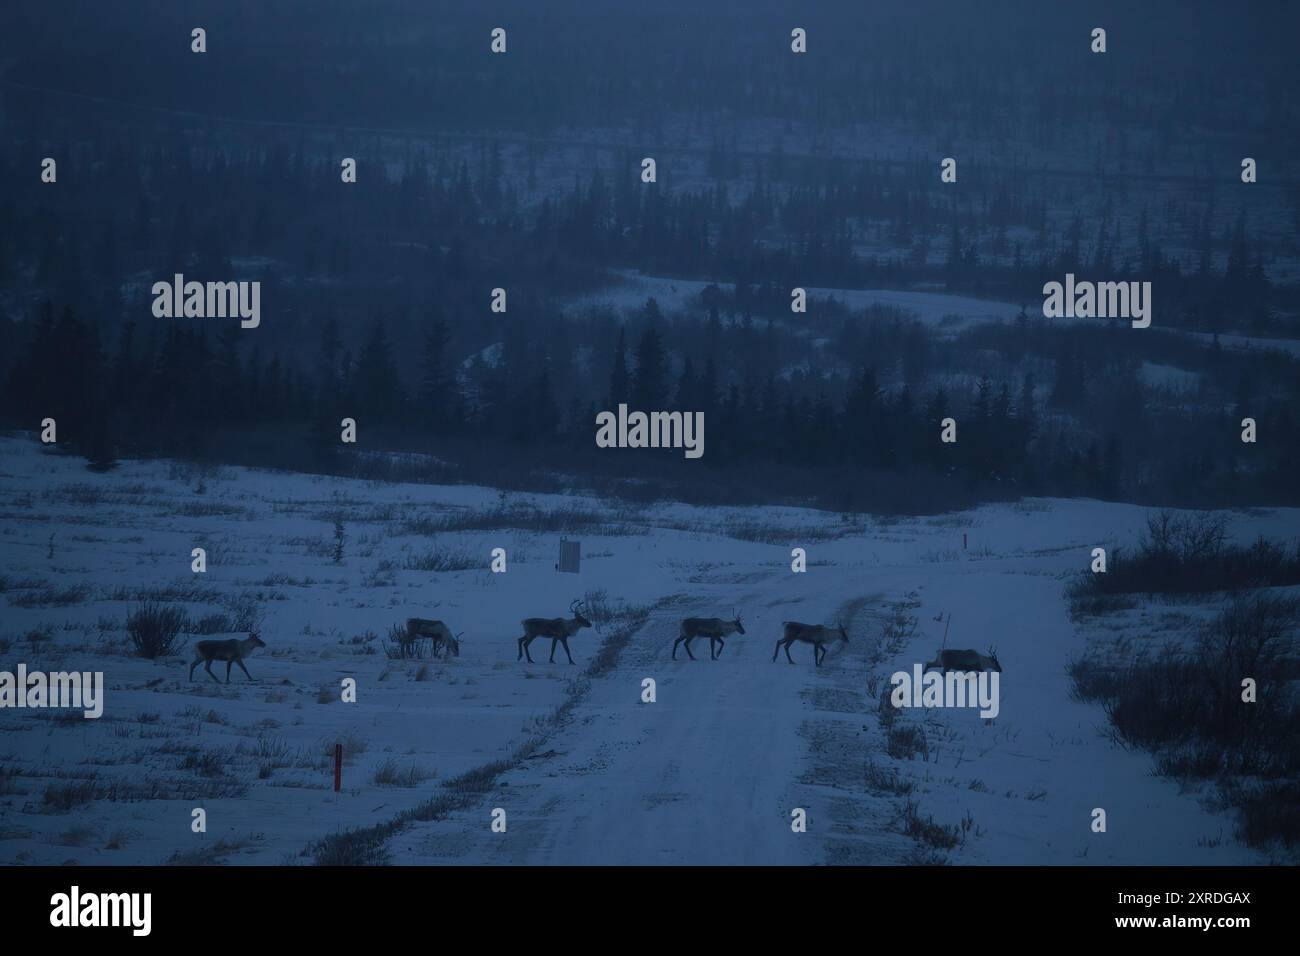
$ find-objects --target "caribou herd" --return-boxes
[400,603,1003,674]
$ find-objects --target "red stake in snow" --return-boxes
[334,743,342,793]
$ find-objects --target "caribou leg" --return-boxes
[519,636,536,663]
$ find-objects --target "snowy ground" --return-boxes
[0,437,1294,865]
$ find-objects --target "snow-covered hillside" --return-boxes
[0,437,1294,864]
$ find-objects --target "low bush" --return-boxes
[126,602,188,658]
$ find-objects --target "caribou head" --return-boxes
[569,599,591,629]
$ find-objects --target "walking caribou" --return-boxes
[673,612,745,661]
[772,619,849,667]
[518,600,592,664]
[189,633,266,683]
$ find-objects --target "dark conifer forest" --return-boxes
[2,0,1299,511]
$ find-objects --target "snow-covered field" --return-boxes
[0,436,1294,865]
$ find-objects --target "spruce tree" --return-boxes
[608,327,629,407]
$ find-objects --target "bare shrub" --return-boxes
[224,594,264,632]
[41,779,98,813]
[383,624,426,660]
[1081,594,1300,779]
[191,613,233,635]
[322,733,367,765]
[373,759,429,788]
[1069,513,1300,610]
[1066,655,1126,702]
[167,836,255,866]
[180,750,229,778]
[896,798,961,850]
[865,759,914,795]
[309,827,393,866]
[403,548,478,572]
[399,505,626,536]
[1234,781,1300,849]
[878,598,919,655]
[886,723,929,760]
[126,602,188,659]
[877,686,898,729]
[8,584,90,608]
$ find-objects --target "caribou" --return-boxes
[924,647,1001,673]
[673,612,745,661]
[404,618,462,658]
[518,600,592,664]
[772,619,849,667]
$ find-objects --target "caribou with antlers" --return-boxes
[772,618,849,666]
[673,611,745,661]
[404,618,462,658]
[518,600,592,664]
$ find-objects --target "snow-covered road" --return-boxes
[391,540,1265,865]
